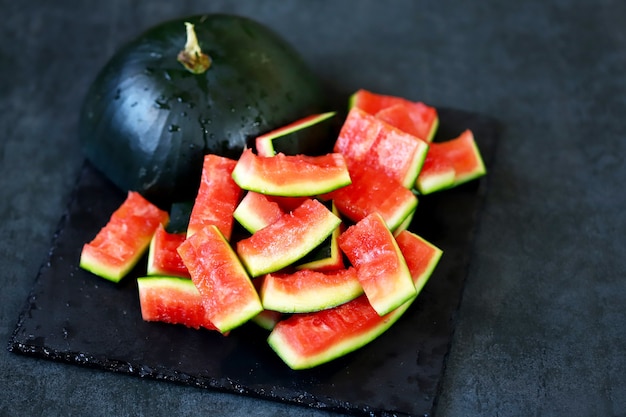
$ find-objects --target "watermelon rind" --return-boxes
[339,213,417,317]
[415,164,456,195]
[267,229,443,370]
[255,112,336,157]
[392,207,416,236]
[146,225,189,278]
[452,130,487,186]
[232,149,352,197]
[295,201,344,271]
[233,191,283,234]
[136,276,218,331]
[259,268,363,313]
[178,225,263,333]
[236,199,342,277]
[251,309,283,331]
[79,191,168,283]
[267,296,406,370]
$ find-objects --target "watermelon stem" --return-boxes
[177,22,211,74]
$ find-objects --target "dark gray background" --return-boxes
[2,1,625,416]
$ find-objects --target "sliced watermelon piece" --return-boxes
[177,225,263,334]
[393,207,416,236]
[146,224,190,278]
[415,145,457,195]
[236,198,341,277]
[440,129,486,186]
[268,195,309,212]
[333,107,382,164]
[349,89,439,142]
[295,201,344,272]
[187,154,243,240]
[267,229,442,370]
[338,212,416,316]
[233,191,284,234]
[80,191,169,283]
[259,267,362,313]
[251,279,283,331]
[326,164,417,232]
[252,309,283,331]
[394,230,443,296]
[255,112,336,157]
[416,129,486,193]
[334,107,428,188]
[137,276,219,331]
[232,149,351,197]
[362,120,429,188]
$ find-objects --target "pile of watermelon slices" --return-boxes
[79,89,486,369]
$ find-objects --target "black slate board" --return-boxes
[8,108,499,417]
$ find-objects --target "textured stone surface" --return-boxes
[2,1,625,416]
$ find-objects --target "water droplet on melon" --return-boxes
[154,99,170,110]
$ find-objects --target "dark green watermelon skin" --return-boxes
[79,14,329,207]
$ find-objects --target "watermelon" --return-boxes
[232,148,351,197]
[363,123,429,189]
[267,228,442,370]
[394,230,443,296]
[326,164,418,232]
[251,278,283,331]
[259,267,362,313]
[236,198,342,277]
[416,129,486,194]
[334,107,428,188]
[439,129,486,185]
[415,146,456,195]
[146,224,190,278]
[252,309,283,331]
[349,89,439,142]
[332,108,382,164]
[186,154,243,240]
[137,276,219,331]
[268,195,309,212]
[233,191,284,234]
[177,225,263,334]
[295,201,345,272]
[80,191,169,283]
[255,112,336,157]
[338,212,416,316]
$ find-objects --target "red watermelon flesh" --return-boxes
[236,198,341,277]
[187,154,242,240]
[362,121,429,188]
[350,89,439,142]
[137,276,219,331]
[147,225,190,278]
[375,102,439,143]
[439,129,486,185]
[268,195,309,212]
[267,228,442,370]
[338,212,416,316]
[233,191,284,234]
[177,225,263,334]
[333,107,382,164]
[334,107,428,189]
[80,191,169,283]
[394,230,443,295]
[259,267,362,313]
[326,164,417,232]
[232,148,352,197]
[415,144,457,195]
